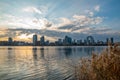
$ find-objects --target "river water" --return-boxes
[0,46,105,80]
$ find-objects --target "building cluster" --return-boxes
[0,34,114,46]
[33,34,49,46]
[32,35,114,46]
[0,37,31,46]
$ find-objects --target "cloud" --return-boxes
[45,21,52,27]
[0,14,54,29]
[22,6,42,14]
[40,18,53,28]
[58,24,74,29]
[57,18,73,26]
[0,28,8,37]
[0,5,103,31]
[94,5,100,12]
[73,15,102,26]
[0,28,119,42]
[89,12,94,17]
[0,5,119,42]
[16,33,34,41]
[56,14,103,33]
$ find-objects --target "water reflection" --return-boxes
[40,47,45,59]
[84,47,95,55]
[0,46,105,80]
[7,47,16,66]
[8,47,13,50]
[32,47,38,60]
[64,47,72,58]
[77,47,83,52]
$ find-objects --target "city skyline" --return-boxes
[0,34,115,42]
[0,35,115,46]
[0,0,120,42]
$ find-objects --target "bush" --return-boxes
[74,44,120,80]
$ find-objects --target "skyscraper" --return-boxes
[40,36,45,45]
[33,34,37,46]
[111,37,114,44]
[58,39,62,45]
[106,38,109,44]
[8,37,13,45]
[64,36,72,45]
[8,37,13,43]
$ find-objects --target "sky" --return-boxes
[0,0,120,42]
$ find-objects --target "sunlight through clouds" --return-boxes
[17,33,34,39]
[0,0,120,42]
[22,6,42,14]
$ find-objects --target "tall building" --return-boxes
[77,40,82,45]
[45,40,49,45]
[106,38,109,44]
[63,36,72,45]
[58,39,62,45]
[8,37,13,45]
[40,36,45,45]
[84,39,87,45]
[33,34,37,46]
[8,37,13,43]
[111,37,114,44]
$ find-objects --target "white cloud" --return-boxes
[94,5,100,12]
[51,14,103,33]
[22,6,42,14]
[73,15,86,20]
[94,17,102,24]
[89,12,94,17]
[0,12,103,34]
[17,33,34,39]
[73,14,103,26]
[0,14,54,29]
[58,18,72,26]
[0,28,8,36]
[0,10,115,42]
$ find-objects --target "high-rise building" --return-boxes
[73,39,77,44]
[33,34,37,46]
[106,38,109,44]
[40,36,45,45]
[45,40,49,45]
[84,39,87,45]
[8,37,13,45]
[8,37,13,43]
[111,37,114,44]
[63,36,72,45]
[77,40,82,44]
[58,39,62,45]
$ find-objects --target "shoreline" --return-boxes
[0,45,109,47]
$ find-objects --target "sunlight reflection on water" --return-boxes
[0,46,105,80]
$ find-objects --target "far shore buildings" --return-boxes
[33,34,37,46]
[0,35,115,46]
[40,36,45,45]
[32,35,115,46]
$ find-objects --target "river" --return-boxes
[0,46,106,80]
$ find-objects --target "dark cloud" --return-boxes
[45,22,52,27]
[58,24,75,29]
[0,28,119,42]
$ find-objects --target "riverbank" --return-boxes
[74,44,120,80]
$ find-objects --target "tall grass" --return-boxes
[74,44,120,80]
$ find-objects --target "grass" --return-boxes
[74,44,120,80]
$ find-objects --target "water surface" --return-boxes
[0,46,105,80]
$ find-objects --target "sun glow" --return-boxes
[18,34,33,39]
